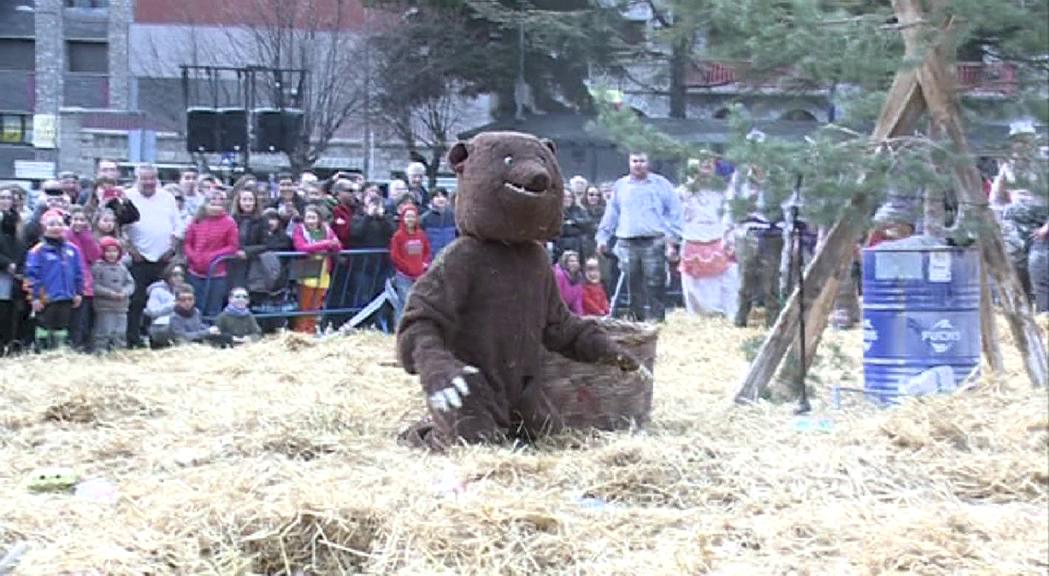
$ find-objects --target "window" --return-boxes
[0,114,32,145]
[0,39,35,71]
[65,0,109,7]
[67,41,108,73]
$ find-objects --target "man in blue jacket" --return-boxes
[24,209,84,350]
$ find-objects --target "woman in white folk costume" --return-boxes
[677,156,738,318]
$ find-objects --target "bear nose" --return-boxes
[524,172,550,193]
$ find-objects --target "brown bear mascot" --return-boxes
[397,131,642,450]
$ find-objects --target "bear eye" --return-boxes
[503,156,514,167]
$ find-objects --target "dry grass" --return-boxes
[0,312,1046,575]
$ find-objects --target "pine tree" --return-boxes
[595,0,1049,394]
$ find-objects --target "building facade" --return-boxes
[0,0,493,185]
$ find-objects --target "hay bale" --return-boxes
[540,319,659,431]
[0,311,1045,575]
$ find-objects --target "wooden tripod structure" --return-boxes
[735,0,1048,403]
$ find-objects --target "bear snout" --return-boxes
[522,171,551,194]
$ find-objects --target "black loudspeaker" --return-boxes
[186,107,219,152]
[218,108,248,151]
[253,108,303,153]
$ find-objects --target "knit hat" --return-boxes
[98,235,123,257]
[398,202,419,219]
[41,209,65,225]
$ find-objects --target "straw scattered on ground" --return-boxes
[0,312,1046,575]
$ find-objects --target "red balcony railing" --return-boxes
[688,60,1019,95]
[955,62,1018,94]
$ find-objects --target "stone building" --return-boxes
[0,0,493,187]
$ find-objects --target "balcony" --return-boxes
[687,60,1019,96]
[955,62,1019,95]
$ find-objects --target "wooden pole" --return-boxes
[980,270,1006,375]
[736,196,873,402]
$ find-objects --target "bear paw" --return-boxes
[428,365,479,413]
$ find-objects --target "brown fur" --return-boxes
[396,131,629,450]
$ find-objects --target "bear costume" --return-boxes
[397,131,641,450]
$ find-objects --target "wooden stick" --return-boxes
[979,268,1005,375]
[734,43,927,402]
[735,198,872,402]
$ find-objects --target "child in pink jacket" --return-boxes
[183,190,240,317]
[291,204,341,334]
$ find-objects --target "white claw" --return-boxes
[452,376,470,397]
[637,365,654,383]
[429,391,450,413]
[462,365,480,375]
[444,387,463,409]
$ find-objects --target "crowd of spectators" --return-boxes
[0,160,489,356]
[1,133,1044,358]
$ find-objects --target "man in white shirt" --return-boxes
[124,164,180,347]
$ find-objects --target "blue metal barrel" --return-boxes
[862,242,981,403]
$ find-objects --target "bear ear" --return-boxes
[448,141,470,175]
[541,138,557,156]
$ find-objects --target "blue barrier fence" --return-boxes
[196,248,684,329]
[200,249,393,330]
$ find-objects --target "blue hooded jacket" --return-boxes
[420,207,457,257]
[25,238,84,304]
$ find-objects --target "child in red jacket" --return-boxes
[581,256,610,317]
[389,203,431,325]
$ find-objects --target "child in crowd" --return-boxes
[93,208,131,268]
[553,250,584,315]
[213,287,262,345]
[167,284,224,347]
[582,256,610,317]
[184,189,240,318]
[94,208,120,241]
[389,203,431,325]
[91,236,134,351]
[145,263,185,348]
[24,210,83,350]
[291,204,341,334]
[250,208,294,334]
[65,206,100,351]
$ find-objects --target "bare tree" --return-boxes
[382,83,475,185]
[225,0,366,172]
[132,0,366,172]
[370,6,494,184]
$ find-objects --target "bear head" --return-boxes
[448,131,564,243]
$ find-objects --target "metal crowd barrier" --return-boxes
[200,249,393,330]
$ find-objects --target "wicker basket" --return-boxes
[539,318,659,431]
